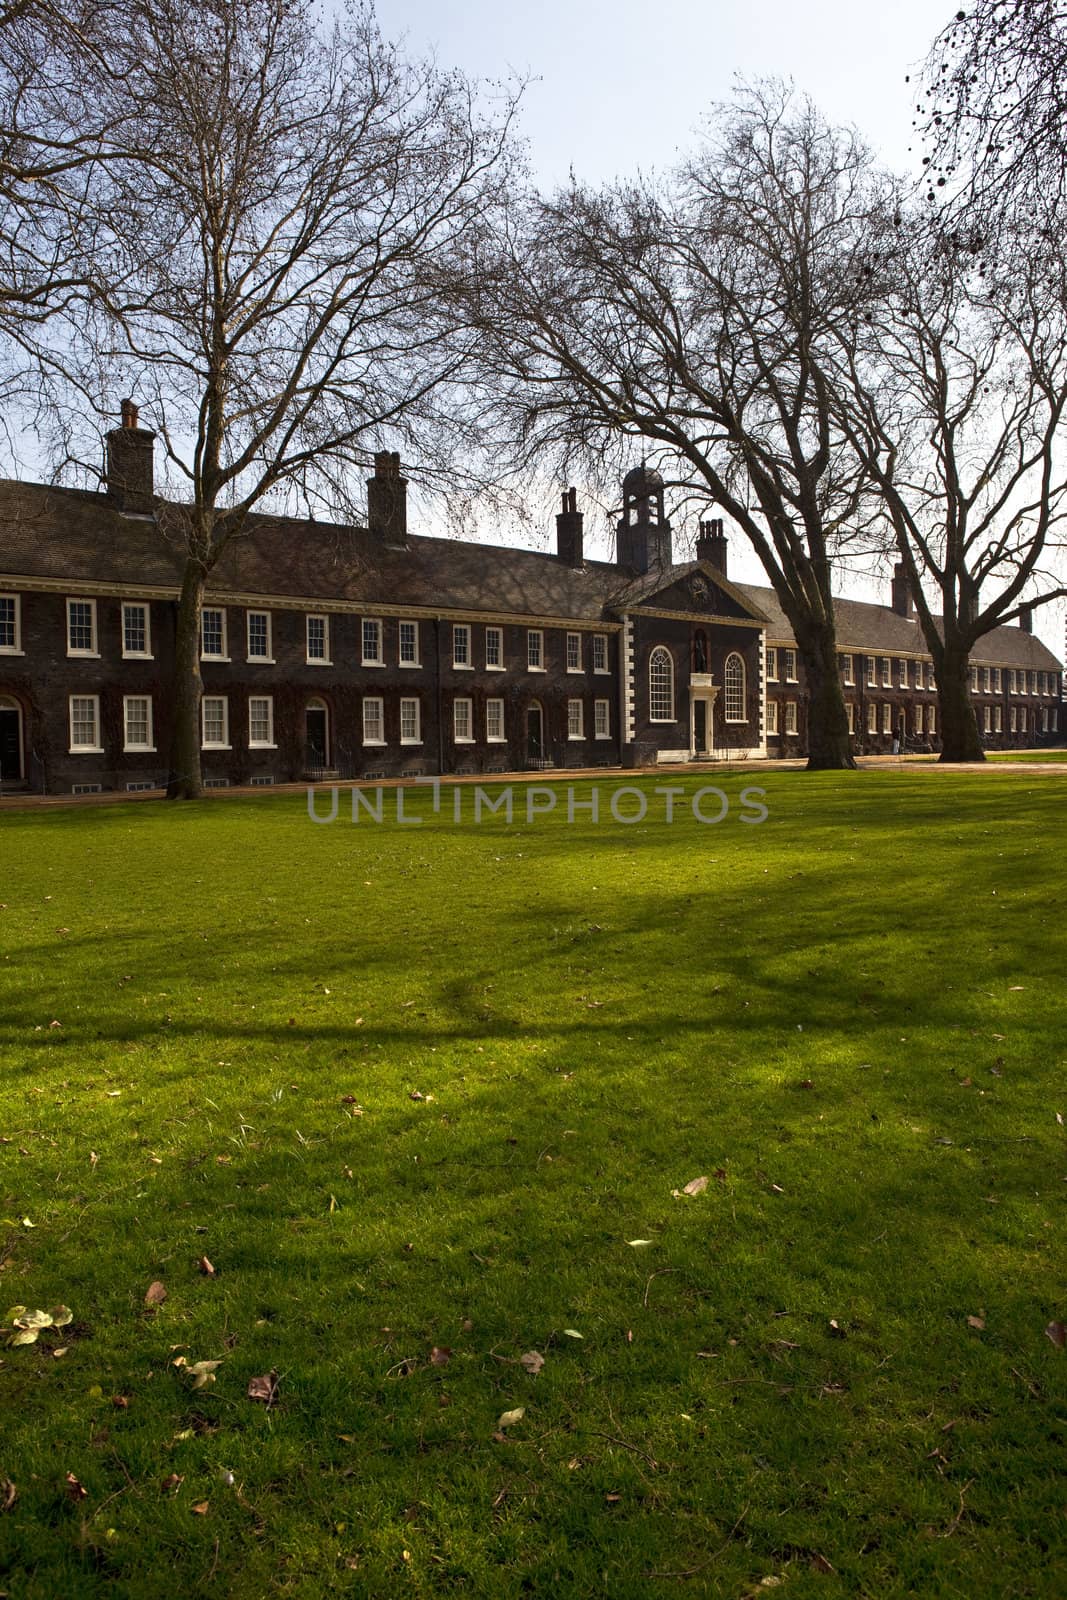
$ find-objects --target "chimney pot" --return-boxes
[556,484,585,567]
[696,513,728,575]
[106,397,155,513]
[367,451,408,544]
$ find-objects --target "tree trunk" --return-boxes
[937,641,985,762]
[167,563,207,799]
[795,621,857,770]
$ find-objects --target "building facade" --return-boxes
[0,416,1061,795]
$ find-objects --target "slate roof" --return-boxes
[737,580,1062,672]
[0,478,1060,670]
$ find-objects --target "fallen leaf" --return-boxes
[111,1395,129,1410]
[161,1473,184,1494]
[186,1359,222,1390]
[520,1350,545,1376]
[828,1320,846,1338]
[190,1501,210,1516]
[497,1407,525,1429]
[64,1472,87,1502]
[1045,1320,1066,1349]
[682,1175,709,1196]
[197,1257,216,1277]
[605,1492,622,1503]
[967,1314,985,1331]
[627,1239,653,1248]
[429,1346,451,1368]
[247,1372,277,1403]
[144,1281,167,1307]
[562,1328,583,1339]
[1,1478,15,1512]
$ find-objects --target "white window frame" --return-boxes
[867,701,877,733]
[398,620,420,668]
[983,666,991,693]
[592,633,608,674]
[594,698,610,739]
[983,705,991,734]
[882,702,892,733]
[784,648,798,683]
[201,695,230,749]
[842,653,854,686]
[765,646,778,682]
[994,667,1001,693]
[248,695,276,749]
[928,704,936,735]
[527,629,544,671]
[0,592,21,654]
[67,597,99,658]
[970,665,979,692]
[724,652,746,722]
[400,696,421,744]
[881,657,891,687]
[784,700,798,735]
[246,610,273,663]
[362,695,385,745]
[649,647,674,722]
[361,617,383,666]
[453,623,471,669]
[121,602,152,660]
[566,632,582,673]
[898,659,908,688]
[915,704,924,735]
[567,698,584,740]
[766,699,778,734]
[1010,705,1017,732]
[1009,670,1017,694]
[69,694,102,753]
[846,701,855,733]
[306,613,331,665]
[122,694,155,752]
[486,697,505,742]
[485,625,503,670]
[995,706,1002,732]
[453,696,473,742]
[200,606,228,661]
[1042,707,1049,732]
[866,657,876,687]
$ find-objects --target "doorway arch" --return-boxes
[0,694,24,782]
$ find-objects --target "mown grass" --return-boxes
[985,750,1067,763]
[0,771,1065,1599]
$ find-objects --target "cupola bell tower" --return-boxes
[617,462,672,574]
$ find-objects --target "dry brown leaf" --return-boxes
[1,1478,15,1513]
[520,1350,545,1376]
[682,1176,709,1196]
[144,1281,167,1307]
[64,1472,87,1502]
[828,1319,846,1338]
[967,1314,985,1331]
[161,1473,184,1494]
[1045,1320,1066,1349]
[190,1500,210,1516]
[197,1257,216,1277]
[429,1346,452,1367]
[111,1395,129,1410]
[247,1372,277,1404]
[497,1407,525,1429]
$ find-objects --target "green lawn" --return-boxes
[0,772,1064,1598]
[986,750,1067,763]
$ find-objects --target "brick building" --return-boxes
[0,415,1061,794]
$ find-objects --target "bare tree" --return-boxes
[461,85,886,769]
[918,1,1067,226]
[829,211,1067,760]
[49,0,516,797]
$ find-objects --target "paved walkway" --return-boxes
[1,751,1065,811]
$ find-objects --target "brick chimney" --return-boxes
[556,486,584,566]
[696,516,728,575]
[367,451,408,546]
[891,561,914,617]
[105,397,156,514]
[1019,603,1033,633]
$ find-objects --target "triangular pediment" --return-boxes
[610,561,769,624]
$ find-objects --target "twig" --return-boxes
[643,1268,678,1308]
[940,1478,975,1538]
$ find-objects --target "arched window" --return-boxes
[724,653,746,722]
[649,647,674,722]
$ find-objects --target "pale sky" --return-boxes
[377,0,1066,660]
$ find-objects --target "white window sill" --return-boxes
[0,648,25,656]
[70,746,104,755]
[486,663,505,672]
[363,739,386,747]
[566,668,583,675]
[649,718,676,724]
[248,657,276,665]
[567,734,585,741]
[249,742,277,750]
[487,735,506,743]
[68,650,99,659]
[724,719,748,725]
[593,668,610,676]
[202,744,232,751]
[453,662,472,670]
[361,660,385,668]
[399,660,421,669]
[201,656,230,664]
[528,665,546,672]
[122,651,154,661]
[124,745,157,754]
[307,658,333,666]
[400,738,422,746]
[785,731,799,738]
[454,736,474,744]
